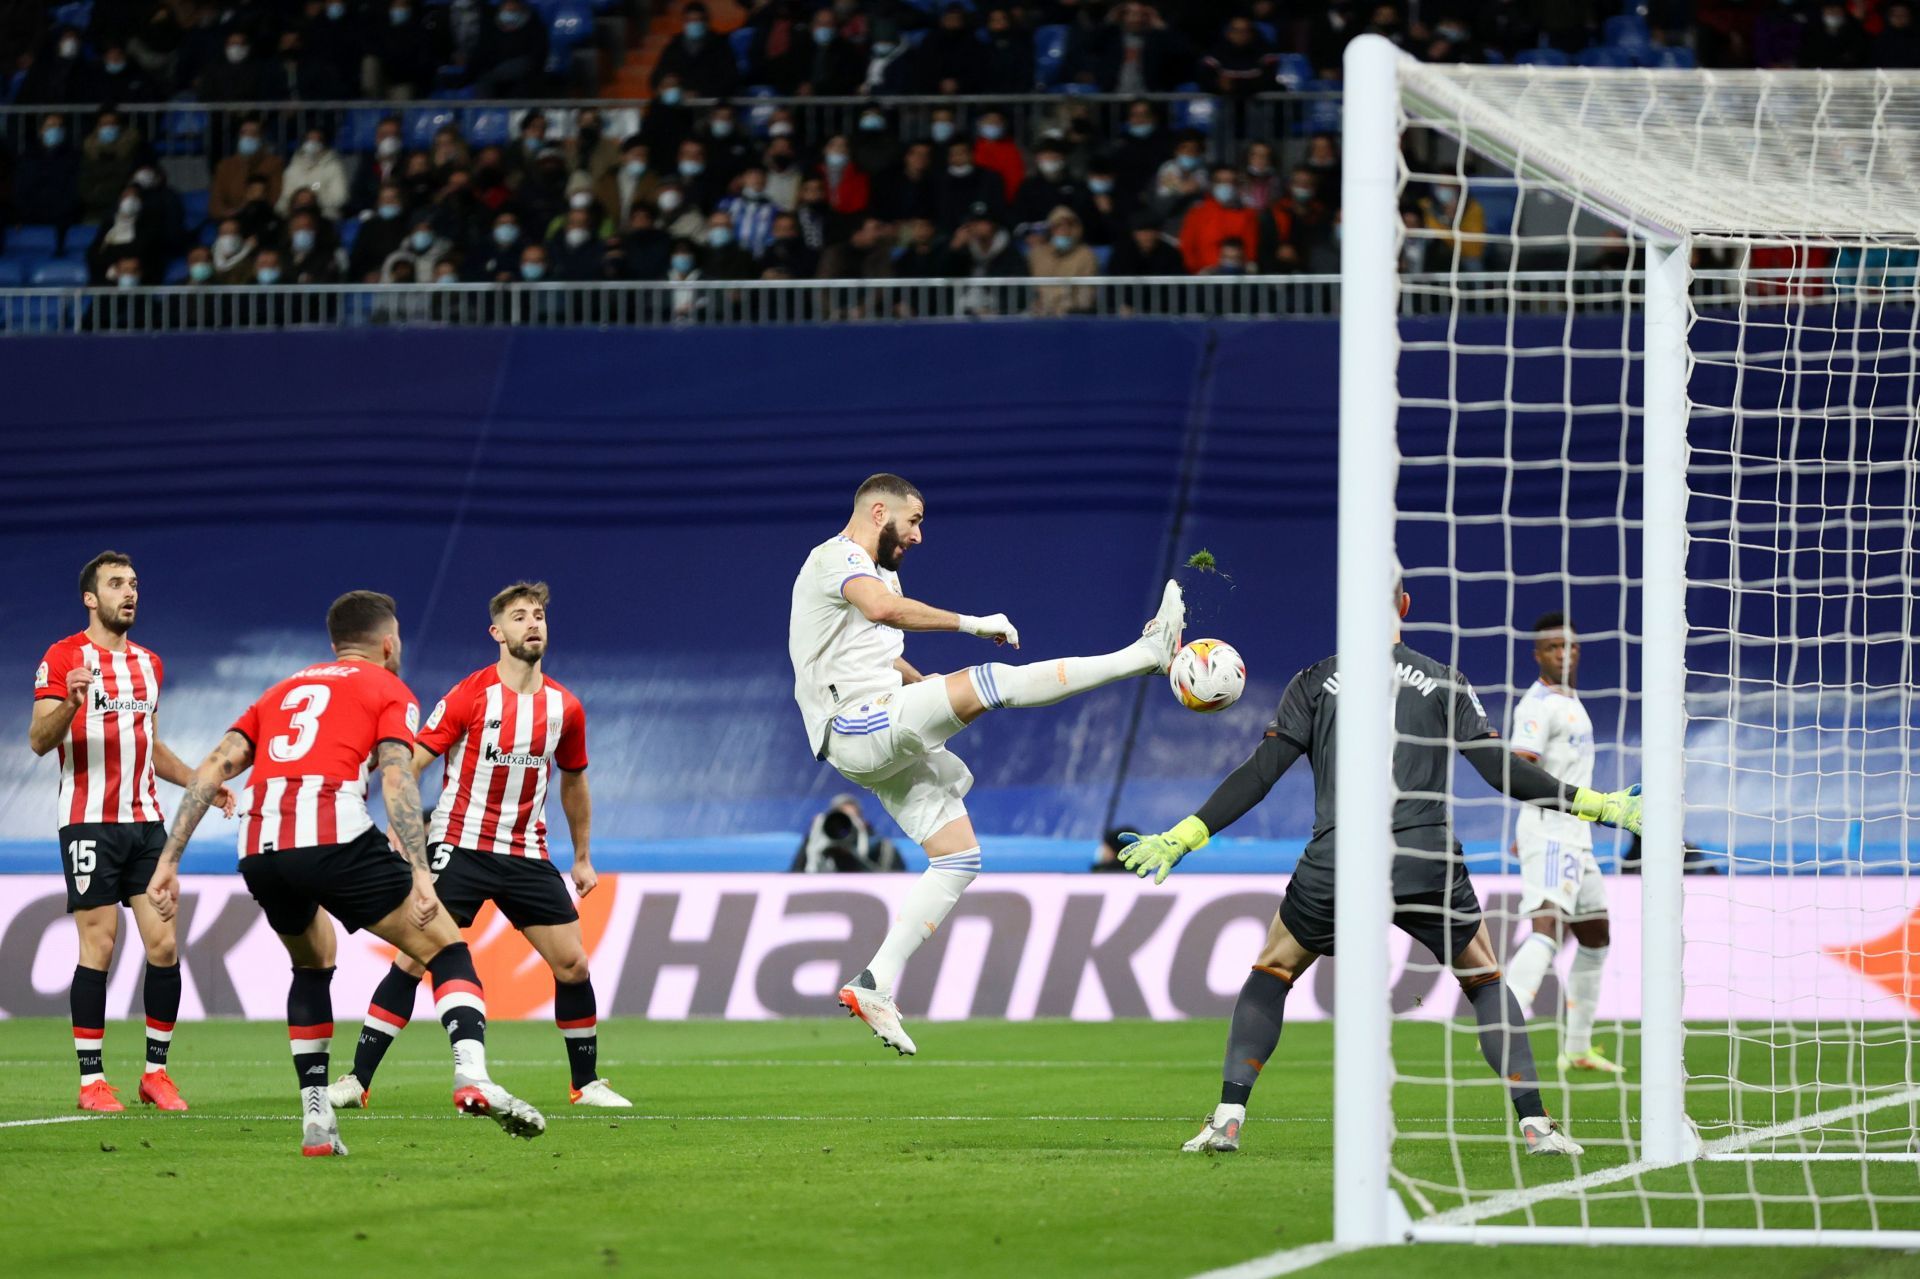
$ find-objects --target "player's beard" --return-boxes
[876,522,908,569]
[97,605,134,636]
[506,638,545,665]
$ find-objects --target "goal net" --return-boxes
[1335,38,1920,1249]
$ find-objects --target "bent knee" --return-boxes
[1455,966,1503,992]
[145,939,178,966]
[548,953,591,985]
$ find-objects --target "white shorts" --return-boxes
[823,680,974,845]
[1518,838,1608,919]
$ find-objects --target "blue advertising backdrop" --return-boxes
[1,312,1902,873]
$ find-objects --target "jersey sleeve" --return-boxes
[1506,693,1551,756]
[1449,670,1497,743]
[831,543,882,599]
[1265,669,1315,751]
[229,698,261,746]
[34,643,74,702]
[555,697,588,771]
[415,680,471,757]
[374,676,420,749]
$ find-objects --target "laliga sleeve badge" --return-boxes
[406,702,421,734]
[35,661,49,689]
[425,698,447,731]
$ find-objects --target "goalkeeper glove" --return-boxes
[1571,783,1643,835]
[1118,816,1211,885]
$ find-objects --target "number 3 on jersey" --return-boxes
[268,684,332,763]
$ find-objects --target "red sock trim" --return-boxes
[145,1017,175,1033]
[72,1027,104,1040]
[555,1016,597,1030]
[431,978,484,1001]
[288,1022,334,1039]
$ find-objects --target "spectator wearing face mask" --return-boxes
[1150,129,1209,228]
[850,103,902,182]
[16,26,102,105]
[305,0,366,93]
[925,106,960,151]
[280,128,350,220]
[640,75,694,164]
[782,8,865,96]
[475,210,527,281]
[516,148,574,242]
[473,0,549,96]
[1105,99,1172,212]
[14,114,82,251]
[381,215,454,282]
[699,208,758,281]
[652,3,738,98]
[597,138,660,227]
[545,207,607,281]
[198,29,279,102]
[79,111,144,225]
[129,164,190,259]
[545,178,613,242]
[1013,140,1097,238]
[1028,206,1100,316]
[503,113,552,190]
[695,105,750,187]
[794,176,833,252]
[653,179,707,242]
[1082,158,1128,249]
[426,0,490,86]
[183,246,217,289]
[720,164,779,257]
[235,175,286,247]
[209,119,285,221]
[1202,235,1250,276]
[87,185,163,284]
[672,139,724,213]
[1801,1,1870,68]
[1261,166,1334,273]
[349,118,408,217]
[367,0,433,96]
[667,239,706,321]
[1087,2,1188,93]
[936,140,1006,234]
[211,218,258,284]
[1418,179,1487,271]
[95,42,160,102]
[971,110,1026,204]
[817,135,871,225]
[349,182,412,281]
[762,136,804,211]
[1179,166,1260,274]
[1240,142,1281,210]
[285,209,343,283]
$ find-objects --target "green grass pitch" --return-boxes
[1,1017,1915,1277]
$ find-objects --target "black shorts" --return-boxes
[60,821,166,913]
[238,826,414,936]
[1280,867,1485,964]
[430,844,578,930]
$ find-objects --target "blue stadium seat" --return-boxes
[547,4,594,75]
[1276,52,1313,90]
[430,85,476,100]
[340,217,361,249]
[156,106,209,157]
[730,28,755,76]
[1175,96,1217,134]
[1482,48,1506,65]
[1603,14,1652,52]
[1577,45,1635,67]
[1470,186,1519,237]
[406,106,458,151]
[1255,21,1277,46]
[180,188,210,228]
[1649,45,1697,68]
[161,259,189,283]
[53,2,91,32]
[1091,244,1111,272]
[467,108,512,146]
[0,261,24,286]
[337,109,387,154]
[1515,47,1571,66]
[1034,24,1069,88]
[1054,82,1100,95]
[31,261,88,286]
[10,225,61,254]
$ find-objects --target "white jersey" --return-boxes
[1509,680,1595,852]
[789,535,905,758]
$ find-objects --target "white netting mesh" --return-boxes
[1379,58,1920,1238]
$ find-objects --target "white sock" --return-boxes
[1504,931,1559,1010]
[1565,945,1607,1055]
[863,848,980,993]
[968,644,1154,711]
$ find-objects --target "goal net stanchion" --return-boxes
[1338,33,1920,1250]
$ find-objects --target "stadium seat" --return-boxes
[550,5,594,51]
[54,1,91,32]
[406,106,458,151]
[467,107,513,146]
[1091,245,1111,272]
[1577,45,1635,67]
[1255,21,1277,46]
[31,261,87,286]
[180,188,210,228]
[1603,14,1652,53]
[156,106,209,157]
[1034,24,1069,88]
[730,28,755,76]
[340,217,361,249]
[1054,82,1099,95]
[337,109,386,154]
[9,225,61,255]
[1514,47,1571,66]
[1175,97,1217,134]
[430,85,476,100]
[1276,52,1313,90]
[1470,186,1520,238]
[0,261,23,286]
[1649,45,1697,68]
[161,259,189,284]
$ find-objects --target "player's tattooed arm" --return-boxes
[153,722,238,816]
[379,741,432,873]
[149,731,253,920]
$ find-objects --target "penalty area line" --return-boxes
[0,1115,100,1130]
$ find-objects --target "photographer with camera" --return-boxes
[791,794,905,873]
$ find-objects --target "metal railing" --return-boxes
[0,92,1343,167]
[0,272,1802,335]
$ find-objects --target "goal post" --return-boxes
[1337,34,1920,1249]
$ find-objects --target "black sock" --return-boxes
[427,942,489,1081]
[1221,968,1292,1107]
[1466,978,1546,1120]
[352,962,420,1087]
[554,978,598,1090]
[143,962,181,1073]
[71,965,108,1082]
[288,966,336,1092]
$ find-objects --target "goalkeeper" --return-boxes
[1121,577,1642,1157]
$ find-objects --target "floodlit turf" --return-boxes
[1,1018,1915,1277]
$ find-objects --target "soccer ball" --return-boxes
[1169,639,1246,713]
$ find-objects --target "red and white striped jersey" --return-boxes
[419,665,587,859]
[229,658,420,856]
[35,633,166,827]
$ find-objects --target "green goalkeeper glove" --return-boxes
[1571,783,1643,835]
[1118,816,1211,885]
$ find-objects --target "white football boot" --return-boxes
[453,1080,547,1139]
[326,1072,369,1109]
[1182,1103,1245,1153]
[1521,1115,1584,1156]
[300,1088,347,1158]
[1138,580,1187,674]
[570,1079,633,1108]
[838,972,918,1056]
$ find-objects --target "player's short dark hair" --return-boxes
[327,590,398,647]
[489,580,551,619]
[855,473,923,507]
[1533,610,1569,634]
[80,550,134,599]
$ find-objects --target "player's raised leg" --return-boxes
[953,578,1186,715]
[129,893,188,1111]
[331,956,423,1108]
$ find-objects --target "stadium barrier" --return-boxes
[0,93,1346,164]
[0,873,1911,1021]
[0,271,1840,334]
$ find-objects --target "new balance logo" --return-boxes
[304,1065,327,1077]
[487,719,503,729]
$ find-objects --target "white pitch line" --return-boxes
[0,1058,1297,1070]
[0,1115,99,1130]
[1185,1242,1366,1279]
[0,1112,1511,1127]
